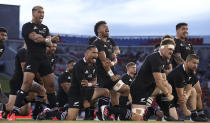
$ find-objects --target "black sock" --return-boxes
[32,96,44,117]
[191,110,197,117]
[109,105,120,116]
[89,106,95,119]
[84,107,90,119]
[197,109,204,115]
[14,90,28,108]
[47,93,58,108]
[156,94,170,117]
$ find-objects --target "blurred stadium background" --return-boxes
[0,3,210,119]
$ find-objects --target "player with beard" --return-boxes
[167,54,207,122]
[130,38,175,121]
[144,35,177,121]
[57,60,76,107]
[172,22,208,121]
[9,6,60,121]
[65,45,110,120]
[92,21,129,121]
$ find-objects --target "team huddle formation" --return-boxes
[0,5,209,122]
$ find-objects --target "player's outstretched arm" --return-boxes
[153,72,174,101]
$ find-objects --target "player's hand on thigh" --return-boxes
[166,93,174,101]
[81,80,88,87]
[111,75,120,82]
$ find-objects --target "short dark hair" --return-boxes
[186,54,199,62]
[126,62,136,69]
[86,45,97,51]
[67,60,75,64]
[0,27,8,33]
[176,22,188,30]
[162,34,173,40]
[32,6,43,12]
[160,38,176,46]
[94,21,106,36]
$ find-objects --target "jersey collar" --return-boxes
[83,57,87,63]
[183,64,186,71]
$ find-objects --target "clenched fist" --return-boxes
[166,93,174,101]
[111,75,120,82]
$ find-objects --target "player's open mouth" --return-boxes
[40,17,44,21]
[92,57,97,62]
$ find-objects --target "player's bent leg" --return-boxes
[131,104,146,121]
[21,72,35,92]
[193,81,203,110]
[187,88,197,111]
[42,73,57,108]
[66,108,79,120]
[110,90,120,106]
[91,88,109,101]
[42,73,55,93]
[14,72,35,109]
[30,81,46,97]
[114,81,130,96]
[19,103,31,116]
[5,95,16,111]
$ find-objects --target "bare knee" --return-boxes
[191,88,197,97]
[195,87,202,97]
[120,85,130,96]
[104,88,110,97]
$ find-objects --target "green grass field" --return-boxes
[0,119,206,123]
[0,76,10,93]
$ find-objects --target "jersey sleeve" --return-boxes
[110,38,117,47]
[22,23,34,39]
[174,40,181,54]
[150,55,162,73]
[72,63,85,85]
[46,26,50,37]
[94,40,105,52]
[121,74,129,85]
